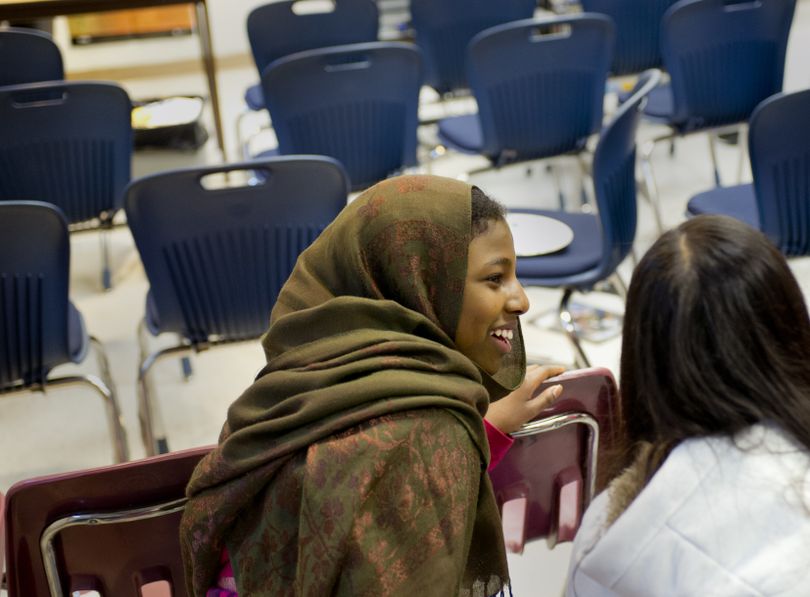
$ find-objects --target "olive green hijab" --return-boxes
[181,175,526,596]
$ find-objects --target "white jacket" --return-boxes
[566,423,810,596]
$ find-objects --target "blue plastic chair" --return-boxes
[245,0,379,111]
[0,202,128,463]
[513,70,661,367]
[687,89,810,256]
[238,0,379,153]
[409,0,537,95]
[580,0,677,76]
[258,42,423,191]
[0,27,63,87]
[639,0,796,229]
[0,81,133,290]
[436,14,614,200]
[125,156,349,455]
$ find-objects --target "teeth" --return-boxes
[492,329,514,340]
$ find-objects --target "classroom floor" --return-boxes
[2,3,810,595]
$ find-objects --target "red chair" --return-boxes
[489,367,620,553]
[3,445,212,596]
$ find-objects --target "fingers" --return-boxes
[524,365,566,391]
[528,384,564,414]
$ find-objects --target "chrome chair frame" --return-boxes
[40,497,187,597]
[1,336,128,463]
[136,319,255,456]
[511,411,600,510]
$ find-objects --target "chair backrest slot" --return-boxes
[324,56,372,72]
[529,23,572,42]
[723,0,762,11]
[291,0,336,15]
[197,168,270,191]
[10,88,68,108]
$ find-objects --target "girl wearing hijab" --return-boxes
[566,216,810,596]
[180,175,563,596]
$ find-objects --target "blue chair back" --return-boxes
[247,0,378,76]
[662,0,795,131]
[261,42,422,191]
[580,0,677,75]
[468,15,614,163]
[124,157,349,344]
[0,82,132,224]
[410,0,536,94]
[749,89,810,255]
[592,70,662,280]
[0,202,72,387]
[0,27,63,87]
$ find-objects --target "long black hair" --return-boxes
[618,215,810,474]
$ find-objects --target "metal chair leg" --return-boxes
[608,272,628,301]
[45,374,130,463]
[640,139,665,233]
[707,132,722,187]
[548,163,566,210]
[736,124,748,183]
[89,336,129,462]
[100,228,112,291]
[576,152,595,211]
[178,334,194,379]
[558,288,591,369]
[137,340,194,456]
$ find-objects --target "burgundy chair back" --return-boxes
[489,367,620,552]
[4,446,212,596]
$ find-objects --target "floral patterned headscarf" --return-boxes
[181,175,525,596]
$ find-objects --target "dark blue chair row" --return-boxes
[581,0,678,77]
[437,14,614,173]
[245,0,379,112]
[688,88,810,257]
[257,42,422,192]
[409,0,537,95]
[0,202,129,463]
[639,0,796,230]
[0,26,63,87]
[0,156,350,458]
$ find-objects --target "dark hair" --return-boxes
[471,186,505,236]
[618,215,810,471]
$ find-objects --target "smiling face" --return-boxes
[454,218,529,375]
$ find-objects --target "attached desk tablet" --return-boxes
[0,0,226,159]
[505,211,575,257]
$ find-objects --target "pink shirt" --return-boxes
[484,418,514,471]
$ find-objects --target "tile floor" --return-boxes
[2,3,810,595]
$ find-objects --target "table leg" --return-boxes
[195,0,227,161]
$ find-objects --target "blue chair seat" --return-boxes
[513,209,602,281]
[244,83,265,112]
[144,290,162,337]
[254,147,281,159]
[686,184,758,229]
[640,82,673,123]
[67,302,88,363]
[437,114,483,154]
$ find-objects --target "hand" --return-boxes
[485,365,566,434]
